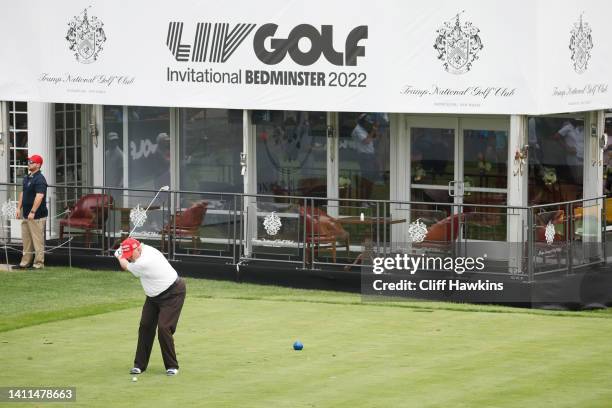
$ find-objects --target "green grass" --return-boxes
[1,268,612,407]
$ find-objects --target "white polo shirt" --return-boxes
[127,244,178,297]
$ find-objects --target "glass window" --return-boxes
[604,116,612,196]
[127,107,171,191]
[8,102,28,187]
[338,112,390,204]
[179,108,243,193]
[54,103,85,208]
[103,106,125,201]
[255,111,327,197]
[411,127,454,187]
[528,116,584,205]
[463,129,508,189]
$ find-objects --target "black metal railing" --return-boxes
[0,182,605,282]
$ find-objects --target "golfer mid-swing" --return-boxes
[115,238,186,376]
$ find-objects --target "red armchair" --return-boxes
[59,194,114,247]
[424,213,463,242]
[161,201,208,252]
[299,206,350,263]
[411,213,463,255]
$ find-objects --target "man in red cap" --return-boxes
[15,154,48,269]
[115,237,186,376]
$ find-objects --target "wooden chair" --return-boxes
[161,201,208,252]
[59,194,114,247]
[299,206,350,263]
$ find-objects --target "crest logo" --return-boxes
[407,219,428,243]
[66,8,107,64]
[129,205,148,228]
[569,13,593,74]
[544,221,556,245]
[263,212,282,236]
[434,11,483,74]
[1,200,16,219]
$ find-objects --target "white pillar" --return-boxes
[508,115,528,273]
[583,110,603,200]
[27,102,55,185]
[243,109,256,256]
[92,105,105,189]
[0,102,8,183]
[0,102,9,241]
[582,111,604,249]
[326,111,339,217]
[27,102,56,238]
[390,113,409,245]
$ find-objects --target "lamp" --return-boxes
[240,152,247,176]
[593,133,608,166]
[89,123,98,147]
[513,144,528,176]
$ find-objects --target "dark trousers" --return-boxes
[134,278,186,370]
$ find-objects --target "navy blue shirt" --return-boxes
[22,171,48,219]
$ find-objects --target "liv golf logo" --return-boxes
[166,22,367,66]
[65,8,107,64]
[434,11,483,74]
[569,13,593,74]
[167,22,256,63]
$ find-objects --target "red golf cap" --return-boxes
[28,154,43,165]
[120,237,141,259]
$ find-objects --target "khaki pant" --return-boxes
[21,218,46,268]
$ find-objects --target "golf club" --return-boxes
[115,185,170,257]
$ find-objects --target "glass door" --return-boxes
[407,117,458,224]
[404,116,509,241]
[460,118,509,241]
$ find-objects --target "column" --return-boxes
[326,112,339,217]
[0,102,8,183]
[583,110,603,200]
[507,115,528,274]
[92,104,105,188]
[243,109,256,256]
[0,102,9,241]
[582,111,604,250]
[27,102,56,238]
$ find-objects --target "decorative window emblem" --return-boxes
[263,212,282,236]
[569,13,593,74]
[66,8,107,64]
[408,219,428,243]
[544,221,556,245]
[434,11,483,75]
[130,205,148,228]
[1,201,16,219]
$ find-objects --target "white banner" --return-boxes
[0,0,610,114]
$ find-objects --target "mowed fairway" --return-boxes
[1,269,612,407]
